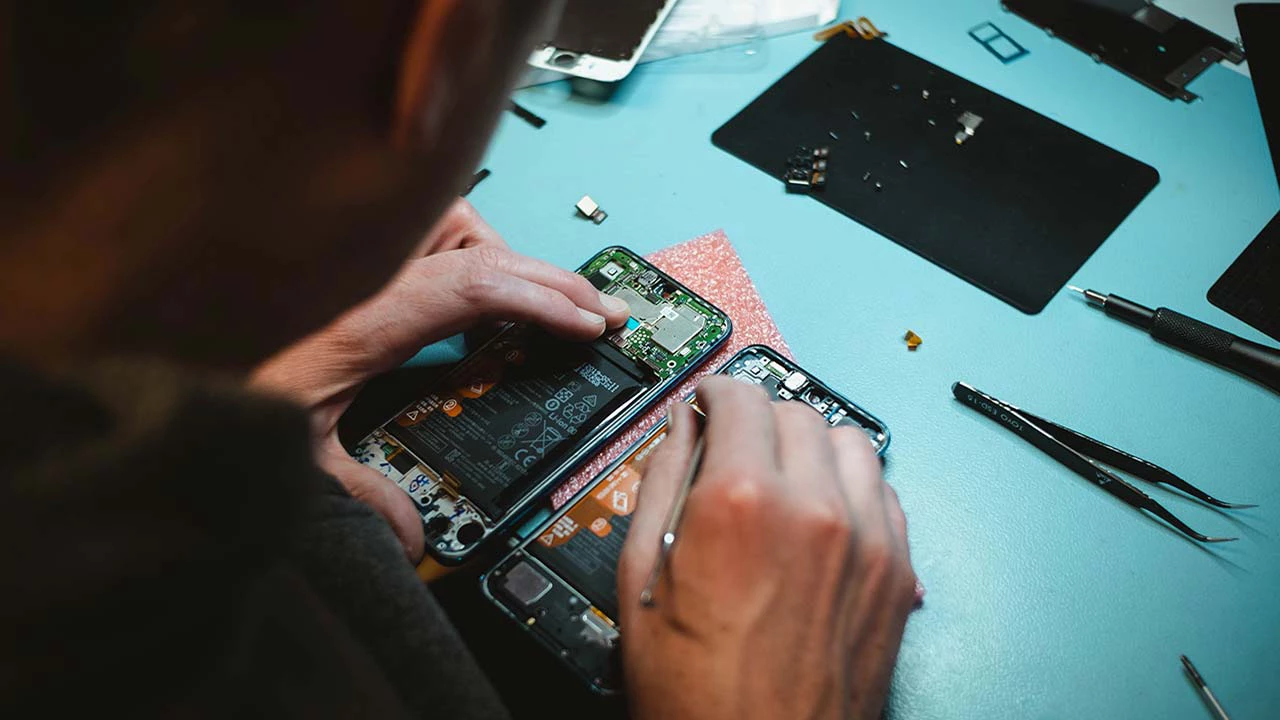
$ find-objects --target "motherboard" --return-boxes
[584,249,728,380]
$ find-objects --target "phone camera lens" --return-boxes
[456,522,485,546]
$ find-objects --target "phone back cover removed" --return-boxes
[713,35,1159,314]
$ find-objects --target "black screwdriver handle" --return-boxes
[1150,308,1280,394]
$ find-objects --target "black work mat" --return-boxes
[712,36,1159,314]
[1209,211,1280,342]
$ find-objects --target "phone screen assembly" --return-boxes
[527,0,679,82]
[350,247,731,565]
[480,345,891,693]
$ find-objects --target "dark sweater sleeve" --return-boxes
[288,477,511,720]
[0,358,508,719]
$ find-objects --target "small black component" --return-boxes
[456,522,485,546]
[388,450,419,474]
[783,145,831,193]
[425,516,452,537]
[968,21,1029,64]
[588,271,611,290]
[462,168,491,197]
[508,100,547,128]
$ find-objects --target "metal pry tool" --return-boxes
[639,435,705,607]
[952,382,1254,543]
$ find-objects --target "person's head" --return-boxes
[1,0,555,371]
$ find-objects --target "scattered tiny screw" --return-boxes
[862,171,871,182]
[899,159,909,169]
[922,89,930,99]
[950,97,958,105]
[874,181,884,191]
[829,130,839,140]
[864,131,872,142]
[851,110,861,120]
[928,118,937,126]
[892,83,901,92]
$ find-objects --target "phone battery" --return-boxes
[387,337,643,518]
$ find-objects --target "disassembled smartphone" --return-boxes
[481,345,891,693]
[350,247,731,565]
[527,0,680,82]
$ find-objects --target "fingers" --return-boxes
[883,482,911,564]
[402,245,628,338]
[829,426,890,538]
[412,198,509,257]
[694,376,781,489]
[320,445,425,563]
[618,403,698,604]
[456,266,616,341]
[461,246,630,328]
[772,400,843,512]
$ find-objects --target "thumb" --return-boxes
[320,445,426,563]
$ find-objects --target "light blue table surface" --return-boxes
[462,2,1279,717]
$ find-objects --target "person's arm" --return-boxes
[251,199,629,561]
[619,377,917,720]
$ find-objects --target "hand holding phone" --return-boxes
[618,377,917,720]
[252,208,629,561]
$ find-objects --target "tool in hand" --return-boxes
[639,435,705,607]
[1066,286,1280,394]
[952,382,1254,543]
[1181,654,1232,720]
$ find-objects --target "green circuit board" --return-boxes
[580,248,729,380]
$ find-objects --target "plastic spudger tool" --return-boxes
[952,382,1255,543]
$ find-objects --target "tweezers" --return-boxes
[953,382,1255,543]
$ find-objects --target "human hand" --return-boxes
[618,377,917,720]
[251,199,629,560]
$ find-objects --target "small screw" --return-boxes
[928,118,937,126]
[864,131,872,142]
[922,90,930,99]
[829,131,839,140]
[892,83,901,92]
[950,97,958,105]
[851,110,861,120]
[899,159,909,169]
[862,171,871,182]
[874,181,884,191]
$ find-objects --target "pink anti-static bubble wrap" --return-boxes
[551,230,792,508]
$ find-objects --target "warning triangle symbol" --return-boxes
[407,411,419,421]
[582,394,597,408]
